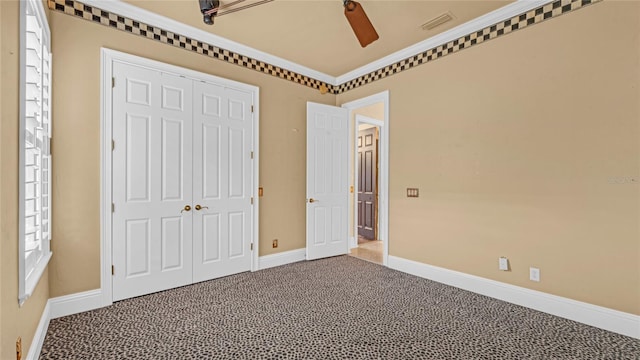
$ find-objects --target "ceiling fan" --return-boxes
[198,0,379,48]
[198,0,274,25]
[343,0,379,47]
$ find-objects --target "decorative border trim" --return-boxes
[337,0,549,85]
[47,0,335,92]
[48,0,600,95]
[26,301,51,360]
[258,248,306,270]
[49,289,104,319]
[388,255,640,339]
[335,0,600,93]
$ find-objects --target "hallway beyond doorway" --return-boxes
[349,236,383,264]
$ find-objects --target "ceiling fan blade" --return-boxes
[344,1,379,48]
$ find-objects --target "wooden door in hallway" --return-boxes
[357,127,377,240]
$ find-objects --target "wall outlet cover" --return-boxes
[499,257,509,271]
[530,267,540,282]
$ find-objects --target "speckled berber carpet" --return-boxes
[40,255,639,359]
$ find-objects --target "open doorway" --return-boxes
[341,91,389,266]
[351,119,382,263]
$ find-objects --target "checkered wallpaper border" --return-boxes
[49,0,598,95]
[47,0,334,93]
[335,0,600,94]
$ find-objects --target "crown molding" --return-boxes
[81,0,337,85]
[335,0,552,85]
[82,0,555,88]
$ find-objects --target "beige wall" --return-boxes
[48,11,335,297]
[0,1,51,358]
[339,1,640,315]
[2,3,638,356]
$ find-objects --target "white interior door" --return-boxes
[192,81,254,282]
[306,102,349,260]
[112,62,193,301]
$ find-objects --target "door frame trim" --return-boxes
[341,91,390,266]
[100,48,260,306]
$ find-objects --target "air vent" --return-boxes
[421,12,455,31]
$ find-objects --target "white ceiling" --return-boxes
[123,0,512,77]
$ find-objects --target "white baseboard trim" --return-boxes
[388,255,640,339]
[26,300,50,360]
[349,236,357,249]
[49,289,105,319]
[259,248,306,270]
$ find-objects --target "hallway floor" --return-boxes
[349,236,383,264]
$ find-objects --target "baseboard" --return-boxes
[49,289,105,319]
[259,248,306,270]
[26,300,50,360]
[349,236,357,249]
[388,255,640,339]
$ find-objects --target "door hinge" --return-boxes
[111,265,115,275]
[250,243,253,251]
[250,151,254,159]
[112,203,115,213]
[112,140,115,151]
[250,197,254,205]
[251,105,254,113]
[49,137,52,156]
[112,77,115,88]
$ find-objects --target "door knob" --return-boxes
[181,205,191,213]
[195,205,209,211]
[308,198,317,203]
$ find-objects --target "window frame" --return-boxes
[19,0,52,306]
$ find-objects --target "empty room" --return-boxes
[1,0,639,358]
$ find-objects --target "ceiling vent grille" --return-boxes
[421,12,455,31]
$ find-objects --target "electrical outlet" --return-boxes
[272,239,278,248]
[498,257,509,271]
[529,267,540,282]
[16,337,22,360]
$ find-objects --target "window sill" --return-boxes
[19,250,52,306]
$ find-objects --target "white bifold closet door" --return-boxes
[112,62,253,301]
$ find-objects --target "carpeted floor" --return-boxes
[40,256,639,359]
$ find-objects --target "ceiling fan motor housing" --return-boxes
[199,0,220,25]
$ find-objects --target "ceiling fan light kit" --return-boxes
[343,0,379,48]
